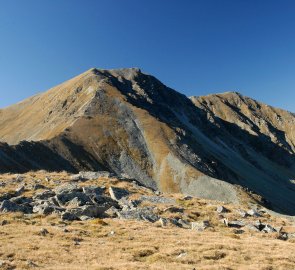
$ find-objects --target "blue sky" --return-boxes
[0,0,295,112]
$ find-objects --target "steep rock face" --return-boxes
[0,68,294,214]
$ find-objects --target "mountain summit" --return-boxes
[0,68,294,214]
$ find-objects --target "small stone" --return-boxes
[0,220,8,226]
[233,229,244,234]
[262,224,277,233]
[159,217,168,227]
[227,220,245,228]
[176,252,187,258]
[61,212,79,221]
[39,228,49,236]
[164,206,184,213]
[236,209,248,218]
[183,195,193,200]
[15,185,25,195]
[216,206,229,213]
[27,260,38,268]
[177,219,191,229]
[245,224,260,232]
[191,221,210,231]
[247,209,262,217]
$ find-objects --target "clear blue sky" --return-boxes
[1,0,295,112]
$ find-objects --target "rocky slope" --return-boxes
[0,68,294,214]
[1,172,295,270]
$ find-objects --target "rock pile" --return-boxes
[0,171,294,241]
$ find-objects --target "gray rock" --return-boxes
[33,190,56,200]
[91,195,119,209]
[68,205,108,218]
[61,212,79,221]
[159,217,168,227]
[164,206,184,213]
[39,228,49,236]
[55,191,91,206]
[82,186,104,197]
[262,224,277,233]
[236,209,248,218]
[233,229,245,234]
[118,197,139,211]
[183,195,193,200]
[216,206,230,213]
[0,220,8,226]
[191,221,210,231]
[0,200,32,213]
[33,202,65,215]
[79,171,114,180]
[109,187,130,201]
[32,184,47,190]
[70,174,82,181]
[245,224,260,232]
[177,219,191,229]
[55,183,81,194]
[118,207,159,222]
[252,220,264,231]
[10,196,32,205]
[227,220,245,228]
[79,215,93,221]
[247,209,262,217]
[140,195,175,204]
[0,193,14,202]
[15,185,25,195]
[105,206,119,218]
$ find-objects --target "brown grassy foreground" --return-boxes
[1,215,295,270]
[0,172,295,270]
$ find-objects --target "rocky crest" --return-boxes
[0,68,294,214]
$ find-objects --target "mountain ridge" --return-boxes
[0,68,294,214]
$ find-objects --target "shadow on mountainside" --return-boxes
[107,72,295,215]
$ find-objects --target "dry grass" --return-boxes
[1,172,295,270]
[1,216,295,270]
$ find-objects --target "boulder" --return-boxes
[15,185,25,196]
[82,186,104,197]
[262,224,277,233]
[236,209,248,218]
[109,187,130,201]
[227,220,245,228]
[33,190,56,200]
[55,183,81,194]
[55,191,91,206]
[191,221,210,231]
[33,202,65,215]
[67,205,108,218]
[177,219,191,229]
[61,212,79,221]
[0,200,32,213]
[91,195,119,208]
[247,209,262,217]
[216,206,230,213]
